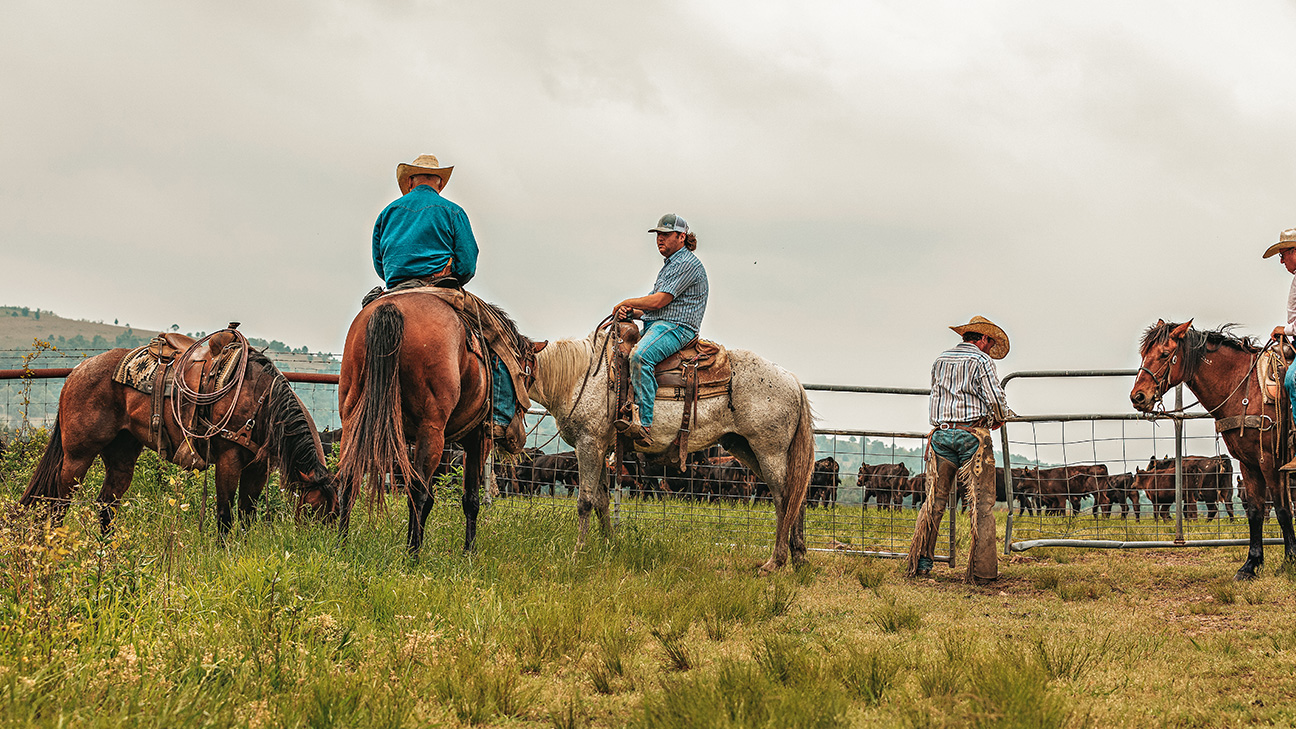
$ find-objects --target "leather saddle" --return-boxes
[113,327,249,469]
[613,321,732,400]
[610,321,733,463]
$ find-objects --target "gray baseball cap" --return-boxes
[648,213,689,234]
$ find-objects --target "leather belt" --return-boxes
[935,418,993,431]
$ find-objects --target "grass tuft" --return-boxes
[650,623,694,672]
[871,597,923,633]
[837,646,896,705]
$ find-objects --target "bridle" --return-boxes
[1138,337,1272,416]
[1136,350,1179,407]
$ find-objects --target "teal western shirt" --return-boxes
[372,185,478,287]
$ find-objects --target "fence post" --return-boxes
[1000,422,1014,554]
[1174,384,1185,544]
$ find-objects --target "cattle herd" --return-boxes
[318,429,1239,518]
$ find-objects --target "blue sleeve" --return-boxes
[451,208,478,285]
[372,211,386,281]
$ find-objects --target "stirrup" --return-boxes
[1281,456,1296,472]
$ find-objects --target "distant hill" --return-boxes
[0,305,329,362]
[0,305,340,433]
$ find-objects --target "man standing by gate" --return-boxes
[907,316,1012,584]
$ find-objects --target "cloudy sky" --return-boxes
[4,0,1296,426]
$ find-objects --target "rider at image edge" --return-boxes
[1264,226,1296,471]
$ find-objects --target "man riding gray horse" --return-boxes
[611,213,709,448]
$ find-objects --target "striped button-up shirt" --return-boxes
[643,247,708,332]
[929,342,1010,426]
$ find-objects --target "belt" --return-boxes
[935,418,992,431]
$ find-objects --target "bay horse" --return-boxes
[19,342,336,537]
[527,326,815,573]
[335,293,540,556]
[1131,320,1296,579]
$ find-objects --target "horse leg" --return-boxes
[213,449,242,542]
[96,432,143,534]
[237,457,268,530]
[1236,464,1267,580]
[461,430,487,552]
[573,439,612,548]
[407,427,446,558]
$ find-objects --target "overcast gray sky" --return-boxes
[4,0,1296,426]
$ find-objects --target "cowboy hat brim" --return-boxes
[1263,240,1296,259]
[397,163,454,195]
[950,317,1010,359]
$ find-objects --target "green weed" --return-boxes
[837,646,896,705]
[650,623,694,672]
[871,597,922,633]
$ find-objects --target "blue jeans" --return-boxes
[931,429,980,467]
[631,320,697,427]
[491,353,515,426]
[1286,363,1296,429]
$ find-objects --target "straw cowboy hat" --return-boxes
[1262,227,1296,259]
[950,316,1010,359]
[397,154,454,195]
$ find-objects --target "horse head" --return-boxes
[292,469,339,523]
[1131,318,1193,412]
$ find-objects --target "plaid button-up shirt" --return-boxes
[929,342,1010,426]
[642,247,708,332]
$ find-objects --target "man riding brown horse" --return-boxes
[1264,227,1296,471]
[367,154,530,452]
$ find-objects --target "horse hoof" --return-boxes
[759,559,781,574]
[1234,569,1258,582]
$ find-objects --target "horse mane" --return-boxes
[478,299,534,355]
[1139,321,1259,381]
[533,330,606,406]
[250,350,324,485]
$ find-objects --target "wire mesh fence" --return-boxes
[999,372,1286,551]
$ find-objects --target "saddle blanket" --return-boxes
[112,340,244,395]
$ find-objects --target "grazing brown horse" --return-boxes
[335,293,540,556]
[1131,320,1296,579]
[20,343,335,537]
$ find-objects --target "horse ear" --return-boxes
[1170,320,1193,339]
[1156,318,1165,327]
[533,340,548,353]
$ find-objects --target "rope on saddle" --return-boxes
[170,326,251,444]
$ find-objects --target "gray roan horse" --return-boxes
[528,326,815,572]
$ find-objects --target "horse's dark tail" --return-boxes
[338,303,417,511]
[20,417,65,507]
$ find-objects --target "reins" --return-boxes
[523,314,617,453]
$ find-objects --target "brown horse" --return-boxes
[335,293,540,556]
[19,342,335,537]
[1131,320,1296,579]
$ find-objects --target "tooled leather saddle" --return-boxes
[609,321,732,464]
[112,325,250,469]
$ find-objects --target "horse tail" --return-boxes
[20,417,65,507]
[338,303,416,511]
[784,384,815,519]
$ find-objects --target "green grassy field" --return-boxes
[3,435,1296,728]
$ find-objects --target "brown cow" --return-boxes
[1029,465,1108,516]
[1100,472,1140,521]
[1144,455,1235,521]
[857,462,911,510]
[807,457,841,508]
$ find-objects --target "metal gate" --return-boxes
[999,370,1287,552]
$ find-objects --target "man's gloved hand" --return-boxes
[1273,326,1287,341]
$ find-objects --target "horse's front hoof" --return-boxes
[1235,568,1259,582]
[759,558,782,575]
